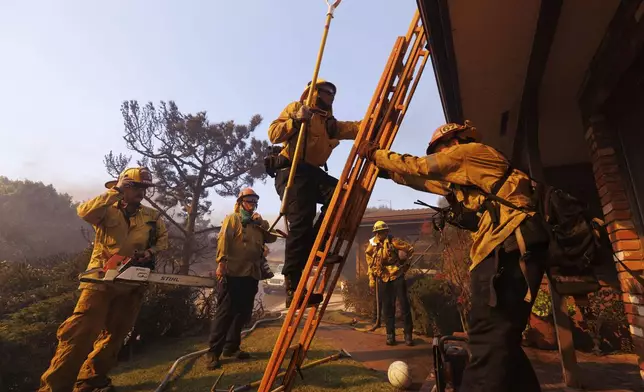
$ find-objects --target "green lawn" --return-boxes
[111,320,394,392]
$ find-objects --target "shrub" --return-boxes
[408,275,462,336]
[0,250,218,391]
[0,292,79,391]
[580,287,633,354]
[341,274,374,318]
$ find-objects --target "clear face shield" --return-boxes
[241,197,259,213]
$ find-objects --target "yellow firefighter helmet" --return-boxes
[372,220,389,233]
[426,120,481,154]
[300,78,337,103]
[104,167,154,189]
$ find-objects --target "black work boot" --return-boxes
[205,352,221,370]
[285,274,323,309]
[386,334,396,346]
[405,333,414,346]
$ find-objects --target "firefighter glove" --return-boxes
[357,140,379,160]
[115,174,136,190]
[377,170,390,180]
[294,105,313,121]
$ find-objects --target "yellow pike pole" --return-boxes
[269,0,343,232]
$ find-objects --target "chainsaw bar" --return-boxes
[79,267,215,288]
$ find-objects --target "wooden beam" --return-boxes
[416,0,464,123]
[512,0,583,388]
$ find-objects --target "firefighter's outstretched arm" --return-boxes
[76,188,123,226]
[335,119,362,140]
[387,171,451,196]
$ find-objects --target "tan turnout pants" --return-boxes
[38,285,144,392]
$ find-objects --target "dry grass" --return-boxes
[110,320,394,392]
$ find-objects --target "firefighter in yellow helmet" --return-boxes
[365,220,415,346]
[39,167,169,392]
[357,121,550,392]
[205,188,277,370]
[266,79,361,308]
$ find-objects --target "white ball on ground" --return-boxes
[388,360,412,389]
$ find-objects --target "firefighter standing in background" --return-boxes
[206,188,277,370]
[357,121,550,392]
[39,167,169,392]
[266,79,361,308]
[365,221,415,346]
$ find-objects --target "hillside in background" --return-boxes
[0,176,91,262]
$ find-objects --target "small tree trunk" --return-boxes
[180,233,194,274]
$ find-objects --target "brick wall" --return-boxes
[585,117,644,380]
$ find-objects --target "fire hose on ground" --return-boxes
[154,313,285,392]
[154,311,352,392]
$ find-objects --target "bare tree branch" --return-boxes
[106,100,268,273]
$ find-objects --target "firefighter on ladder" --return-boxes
[206,188,277,370]
[357,121,549,392]
[365,220,415,346]
[265,79,362,308]
[39,167,169,392]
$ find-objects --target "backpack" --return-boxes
[484,171,609,297]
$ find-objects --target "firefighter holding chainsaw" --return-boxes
[206,188,277,370]
[365,220,415,346]
[265,79,361,308]
[357,121,550,392]
[39,167,168,392]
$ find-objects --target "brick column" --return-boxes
[585,116,644,381]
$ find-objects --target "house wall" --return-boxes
[585,116,644,379]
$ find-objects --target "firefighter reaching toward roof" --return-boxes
[365,220,415,347]
[357,121,550,392]
[39,167,168,392]
[265,79,361,309]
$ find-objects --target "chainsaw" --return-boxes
[78,253,215,288]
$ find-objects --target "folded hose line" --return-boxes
[154,312,286,392]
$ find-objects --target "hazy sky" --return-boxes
[0,0,445,224]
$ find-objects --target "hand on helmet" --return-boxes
[115,175,136,190]
[294,105,313,121]
[356,140,380,160]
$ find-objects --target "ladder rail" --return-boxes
[289,11,427,388]
[299,13,430,362]
[257,11,427,392]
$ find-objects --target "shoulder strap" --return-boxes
[490,164,514,196]
[482,164,532,214]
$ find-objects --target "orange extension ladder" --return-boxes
[258,11,429,392]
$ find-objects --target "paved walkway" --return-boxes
[313,321,642,392]
[316,323,434,391]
